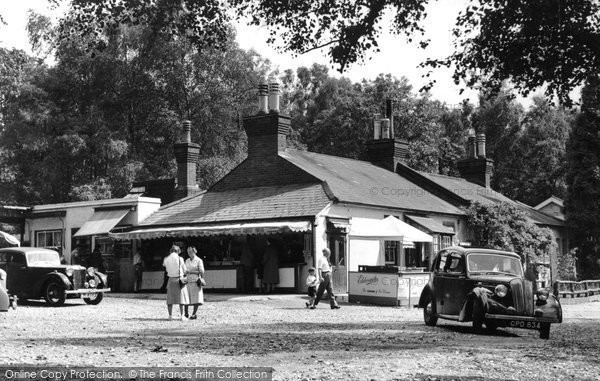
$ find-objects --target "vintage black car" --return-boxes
[0,247,110,306]
[1,268,17,311]
[418,247,562,339]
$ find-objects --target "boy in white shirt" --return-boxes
[305,267,318,308]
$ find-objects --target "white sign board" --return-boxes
[348,272,398,305]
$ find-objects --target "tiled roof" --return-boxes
[279,149,462,215]
[417,171,565,227]
[140,183,331,226]
[406,215,455,234]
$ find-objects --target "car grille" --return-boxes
[510,278,534,316]
[72,270,85,289]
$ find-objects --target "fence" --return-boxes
[553,280,600,299]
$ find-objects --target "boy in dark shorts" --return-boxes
[305,267,318,308]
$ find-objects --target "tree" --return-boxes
[496,97,571,206]
[565,76,600,278]
[464,201,557,281]
[53,0,600,106]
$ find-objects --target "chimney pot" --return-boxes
[381,118,390,139]
[467,136,476,158]
[258,79,269,114]
[476,133,486,157]
[182,120,191,143]
[268,81,280,113]
[373,114,382,140]
[386,99,394,138]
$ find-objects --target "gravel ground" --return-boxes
[1,295,600,380]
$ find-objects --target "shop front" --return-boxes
[110,220,314,293]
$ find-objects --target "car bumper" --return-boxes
[65,288,111,295]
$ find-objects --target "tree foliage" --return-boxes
[464,201,557,278]
[52,0,600,106]
[565,76,600,278]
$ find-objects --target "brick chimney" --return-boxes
[366,100,409,172]
[173,120,200,199]
[244,79,290,158]
[457,133,494,188]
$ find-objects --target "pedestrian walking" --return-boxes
[163,245,190,320]
[262,238,279,293]
[184,246,204,319]
[305,267,318,308]
[311,248,340,309]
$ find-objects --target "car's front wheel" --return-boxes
[423,293,438,326]
[44,280,66,307]
[539,323,551,339]
[83,292,103,305]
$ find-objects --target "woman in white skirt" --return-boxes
[163,245,190,320]
[184,246,204,319]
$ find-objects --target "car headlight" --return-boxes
[87,267,96,277]
[88,279,97,288]
[495,284,508,298]
[66,267,74,277]
[537,288,549,301]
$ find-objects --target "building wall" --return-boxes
[24,197,161,264]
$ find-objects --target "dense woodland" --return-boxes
[1,0,599,276]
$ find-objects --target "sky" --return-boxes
[0,1,541,107]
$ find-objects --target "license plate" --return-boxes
[507,320,541,330]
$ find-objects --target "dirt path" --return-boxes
[1,296,599,380]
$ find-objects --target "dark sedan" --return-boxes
[418,246,562,339]
[0,247,110,306]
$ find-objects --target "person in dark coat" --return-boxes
[262,238,279,293]
[90,248,105,273]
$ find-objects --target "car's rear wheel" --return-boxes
[83,292,103,305]
[423,293,438,326]
[44,280,66,307]
[539,323,551,339]
[472,299,484,332]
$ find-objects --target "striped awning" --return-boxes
[109,220,312,240]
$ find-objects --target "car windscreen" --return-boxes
[26,251,61,267]
[467,253,523,276]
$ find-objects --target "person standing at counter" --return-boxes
[262,238,279,293]
[133,249,144,293]
[239,242,255,293]
[184,246,204,320]
[312,248,340,309]
[163,245,190,321]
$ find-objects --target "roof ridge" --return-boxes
[283,148,371,165]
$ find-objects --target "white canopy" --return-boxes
[349,216,433,244]
[0,231,20,246]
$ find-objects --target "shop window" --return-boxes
[384,241,399,264]
[441,235,452,249]
[95,236,113,255]
[111,227,132,259]
[36,230,62,248]
[433,235,440,253]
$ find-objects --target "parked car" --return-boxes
[0,268,17,311]
[418,246,562,339]
[0,247,110,306]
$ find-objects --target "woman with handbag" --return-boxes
[184,246,205,320]
[162,245,190,321]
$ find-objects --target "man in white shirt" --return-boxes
[311,248,340,309]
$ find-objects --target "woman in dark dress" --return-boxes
[262,239,279,293]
